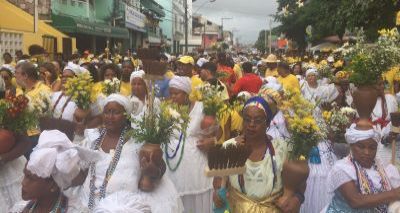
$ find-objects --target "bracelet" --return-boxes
[294,192,305,204]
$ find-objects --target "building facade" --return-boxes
[2,0,75,61]
[156,0,173,52]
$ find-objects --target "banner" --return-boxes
[125,5,146,32]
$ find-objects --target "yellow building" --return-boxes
[0,0,76,61]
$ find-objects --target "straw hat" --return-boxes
[262,54,278,63]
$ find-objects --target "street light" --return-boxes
[221,17,232,40]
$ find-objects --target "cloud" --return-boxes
[193,0,278,44]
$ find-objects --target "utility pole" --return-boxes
[34,0,38,33]
[269,17,272,54]
[221,17,232,41]
[184,0,188,54]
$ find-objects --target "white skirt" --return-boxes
[300,141,337,213]
[180,189,212,213]
[0,156,26,212]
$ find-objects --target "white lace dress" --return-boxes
[300,140,338,213]
[66,129,183,213]
[164,102,213,213]
[0,157,26,212]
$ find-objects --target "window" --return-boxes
[0,31,23,64]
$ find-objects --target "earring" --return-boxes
[50,188,56,192]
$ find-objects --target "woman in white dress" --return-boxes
[10,130,101,213]
[67,94,183,213]
[51,62,81,122]
[322,124,400,212]
[165,76,215,213]
[301,68,338,104]
[0,134,27,212]
[129,70,159,123]
[370,78,399,169]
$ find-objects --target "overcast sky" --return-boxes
[192,0,279,44]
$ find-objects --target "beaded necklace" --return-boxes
[165,102,191,172]
[87,127,128,210]
[349,155,391,212]
[27,193,67,213]
[165,133,186,172]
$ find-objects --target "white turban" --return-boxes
[345,124,381,144]
[169,76,191,94]
[27,130,101,189]
[130,70,145,82]
[306,68,318,77]
[263,76,283,92]
[63,62,88,75]
[196,57,209,68]
[102,94,134,115]
[93,191,151,213]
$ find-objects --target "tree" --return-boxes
[275,0,400,50]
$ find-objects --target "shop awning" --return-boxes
[52,15,129,39]
[141,0,165,17]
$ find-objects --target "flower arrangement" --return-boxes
[317,63,334,80]
[64,72,94,110]
[128,101,190,145]
[27,91,51,118]
[281,91,322,160]
[102,77,121,96]
[322,105,356,143]
[199,84,227,118]
[346,28,400,86]
[0,94,37,134]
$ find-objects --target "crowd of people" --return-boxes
[1,46,400,213]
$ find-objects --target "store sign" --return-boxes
[125,5,146,32]
[76,23,112,34]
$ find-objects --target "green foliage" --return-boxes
[128,102,190,145]
[346,28,400,86]
[275,0,399,49]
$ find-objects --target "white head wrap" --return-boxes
[345,123,381,144]
[93,191,151,213]
[196,57,209,68]
[263,76,283,92]
[169,76,191,94]
[63,61,88,75]
[102,94,134,115]
[130,70,145,82]
[1,64,15,74]
[306,68,318,77]
[27,130,101,189]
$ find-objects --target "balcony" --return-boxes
[52,0,96,21]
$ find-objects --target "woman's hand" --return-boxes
[140,152,163,178]
[234,135,245,146]
[276,195,301,213]
[213,190,225,208]
[197,137,216,152]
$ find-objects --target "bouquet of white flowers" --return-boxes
[102,78,121,96]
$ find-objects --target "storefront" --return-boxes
[0,0,76,62]
[52,14,129,54]
[125,5,146,51]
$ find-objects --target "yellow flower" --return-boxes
[299,155,306,160]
